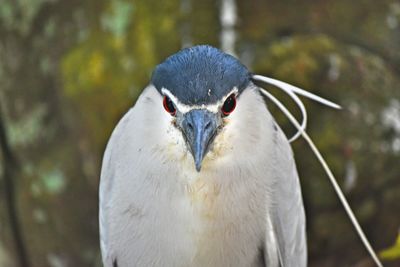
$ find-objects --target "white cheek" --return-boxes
[136,86,190,162]
[158,114,192,166]
[165,123,189,159]
[205,112,240,166]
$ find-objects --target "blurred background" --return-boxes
[0,0,399,266]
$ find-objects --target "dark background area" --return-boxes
[0,0,399,266]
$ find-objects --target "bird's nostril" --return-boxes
[204,121,211,130]
[187,121,193,130]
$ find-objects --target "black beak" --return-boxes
[181,109,218,172]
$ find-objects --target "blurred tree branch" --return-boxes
[275,28,400,73]
[0,107,30,267]
[322,30,400,74]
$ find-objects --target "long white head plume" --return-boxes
[253,74,383,267]
[252,74,341,142]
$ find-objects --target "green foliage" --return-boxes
[255,35,336,88]
[62,34,135,147]
[61,0,183,148]
[40,168,66,195]
[0,0,49,35]
[101,0,134,38]
[7,104,47,147]
[380,233,400,260]
[0,242,12,267]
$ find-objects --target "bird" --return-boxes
[99,45,307,267]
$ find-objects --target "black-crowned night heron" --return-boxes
[99,45,382,267]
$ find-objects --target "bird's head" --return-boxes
[150,45,265,172]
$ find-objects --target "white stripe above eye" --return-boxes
[161,87,239,114]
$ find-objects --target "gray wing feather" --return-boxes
[99,134,115,267]
[99,109,133,267]
[270,123,307,267]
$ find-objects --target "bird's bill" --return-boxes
[181,109,218,172]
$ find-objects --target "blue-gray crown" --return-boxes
[151,45,251,105]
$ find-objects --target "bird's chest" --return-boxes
[178,181,225,265]
[180,177,227,257]
[165,172,264,266]
[183,176,221,220]
[116,168,265,266]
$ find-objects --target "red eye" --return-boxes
[221,94,236,116]
[163,96,176,116]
